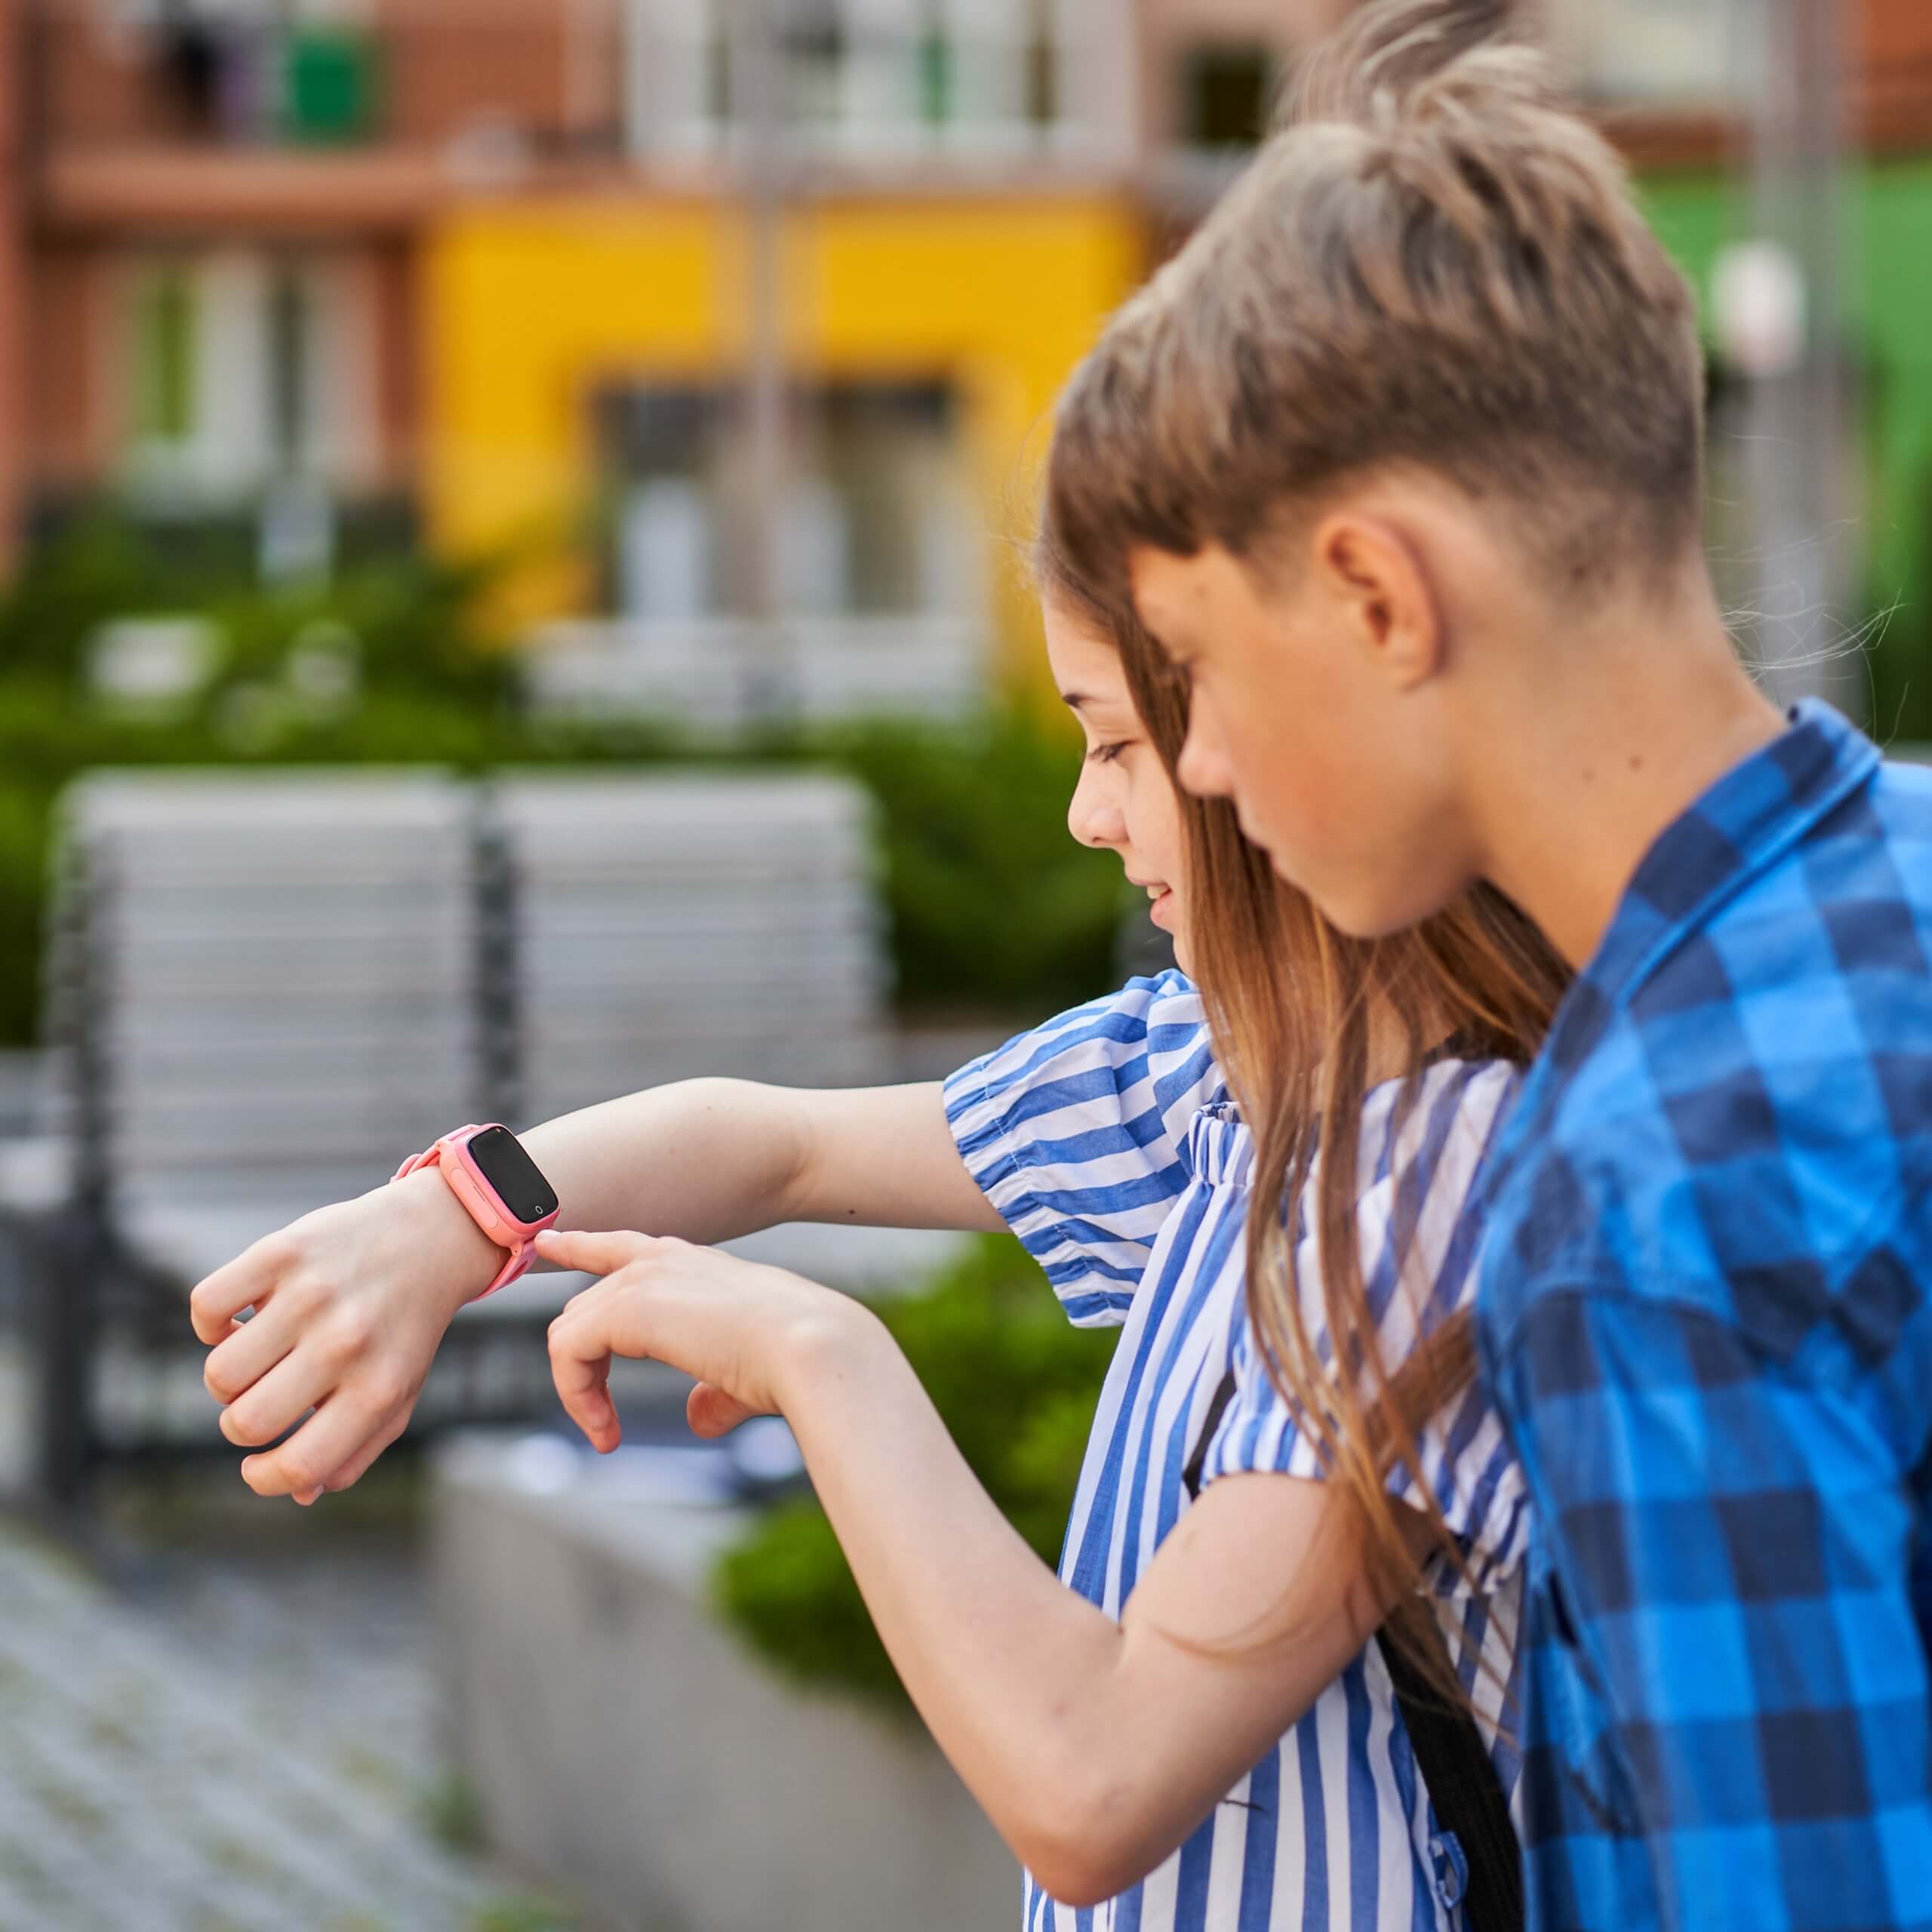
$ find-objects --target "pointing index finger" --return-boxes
[534,1227,657,1280]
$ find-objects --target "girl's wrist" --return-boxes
[773,1287,891,1419]
[387,1167,507,1316]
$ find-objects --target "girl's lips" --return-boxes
[1147,888,1176,931]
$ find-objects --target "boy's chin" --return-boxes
[1273,849,1472,942]
[1316,876,1467,941]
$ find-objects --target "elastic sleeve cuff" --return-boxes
[943,1064,1140,1327]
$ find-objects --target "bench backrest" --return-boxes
[49,771,483,1204]
[47,768,893,1213]
[495,773,891,1125]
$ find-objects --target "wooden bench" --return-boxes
[14,766,959,1506]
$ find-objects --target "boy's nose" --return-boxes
[1177,717,1234,800]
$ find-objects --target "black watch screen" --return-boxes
[467,1126,559,1226]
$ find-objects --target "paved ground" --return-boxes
[0,1479,586,1932]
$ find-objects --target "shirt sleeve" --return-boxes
[1487,1281,1930,1931]
[943,971,1217,1326]
[1199,1057,1529,1585]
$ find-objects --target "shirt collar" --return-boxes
[1545,700,1881,1060]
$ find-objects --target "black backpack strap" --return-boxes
[1376,1622,1523,1932]
[1183,1368,1522,1932]
[1181,1368,1240,1503]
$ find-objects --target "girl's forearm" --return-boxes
[771,1303,1379,1904]
[776,1303,1167,1901]
[520,1078,1001,1247]
[520,1079,814,1244]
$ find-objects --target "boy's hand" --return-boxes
[537,1229,866,1453]
[191,1171,505,1503]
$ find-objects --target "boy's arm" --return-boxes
[193,1080,1001,1499]
[1494,1284,1929,1930]
[540,1231,1385,1907]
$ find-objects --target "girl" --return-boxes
[196,559,1565,1929]
[537,566,1567,1926]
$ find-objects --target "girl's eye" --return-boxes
[1087,740,1132,766]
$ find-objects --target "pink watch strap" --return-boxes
[478,1243,534,1297]
[392,1128,536,1298]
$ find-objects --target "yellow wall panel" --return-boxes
[422,192,1144,681]
[424,199,722,620]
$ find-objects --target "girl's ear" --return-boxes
[1309,513,1444,693]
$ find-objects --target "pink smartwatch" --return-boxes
[392,1123,561,1297]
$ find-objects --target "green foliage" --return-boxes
[0,515,506,702]
[712,1236,1115,1712]
[1862,472,1932,746]
[466,1897,585,1932]
[832,711,1122,1015]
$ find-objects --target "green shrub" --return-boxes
[832,711,1122,1016]
[712,1235,1115,1712]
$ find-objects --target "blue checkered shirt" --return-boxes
[1475,701,1932,1931]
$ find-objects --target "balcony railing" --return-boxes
[525,614,989,730]
[625,0,1135,165]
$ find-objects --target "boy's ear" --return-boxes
[1309,512,1444,692]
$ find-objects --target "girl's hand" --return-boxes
[535,1229,868,1452]
[192,1170,507,1504]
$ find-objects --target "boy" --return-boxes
[1046,3,1932,1927]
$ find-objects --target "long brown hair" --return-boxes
[1035,534,1571,1704]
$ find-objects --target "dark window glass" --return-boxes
[1183,43,1275,149]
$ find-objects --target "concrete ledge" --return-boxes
[432,1433,1017,1932]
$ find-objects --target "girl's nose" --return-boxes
[1068,768,1128,851]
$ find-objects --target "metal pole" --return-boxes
[734,0,794,726]
[41,836,105,1515]
[1731,0,1863,718]
[472,786,522,1132]
[562,0,608,149]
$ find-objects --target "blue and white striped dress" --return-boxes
[944,973,1530,1932]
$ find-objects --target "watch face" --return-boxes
[466,1126,559,1226]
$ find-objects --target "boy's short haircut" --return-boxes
[1048,0,1706,600]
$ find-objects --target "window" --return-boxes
[597,380,971,621]
[121,251,374,505]
[777,382,964,615]
[626,0,1123,158]
[1180,42,1275,151]
[785,3,849,127]
[599,388,731,619]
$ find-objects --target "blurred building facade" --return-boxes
[0,0,1929,701]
